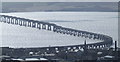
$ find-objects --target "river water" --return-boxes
[0,12,118,48]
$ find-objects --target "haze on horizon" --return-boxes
[1,0,120,2]
[2,2,118,13]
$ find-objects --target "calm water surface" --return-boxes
[0,12,118,48]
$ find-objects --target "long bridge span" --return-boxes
[0,15,113,54]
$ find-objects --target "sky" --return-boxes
[1,0,120,2]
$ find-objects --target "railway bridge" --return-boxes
[0,15,113,54]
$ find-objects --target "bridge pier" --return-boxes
[9,18,12,24]
[99,35,104,40]
[21,20,24,26]
[12,18,15,24]
[73,31,77,36]
[81,33,85,37]
[7,18,10,24]
[76,31,80,36]
[11,18,15,24]
[4,17,8,23]
[2,16,6,22]
[95,34,99,39]
[71,31,75,36]
[86,33,90,38]
[87,34,91,39]
[55,27,59,33]
[93,34,99,40]
[53,26,57,32]
[69,30,73,35]
[1,16,5,22]
[28,22,32,27]
[9,17,12,24]
[0,16,2,22]
[6,17,9,23]
[42,24,46,29]
[59,28,63,33]
[62,29,66,34]
[22,21,27,26]
[15,19,18,25]
[19,20,22,26]
[13,18,17,25]
[78,32,82,37]
[89,35,92,39]
[2,17,6,23]
[47,25,52,31]
[14,18,16,24]
[84,33,87,38]
[32,22,36,28]
[37,23,41,29]
[65,29,69,34]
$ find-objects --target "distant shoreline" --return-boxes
[2,2,118,13]
[1,11,119,13]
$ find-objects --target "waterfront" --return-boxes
[0,12,119,62]
[0,12,118,48]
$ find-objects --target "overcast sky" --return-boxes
[1,0,120,2]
